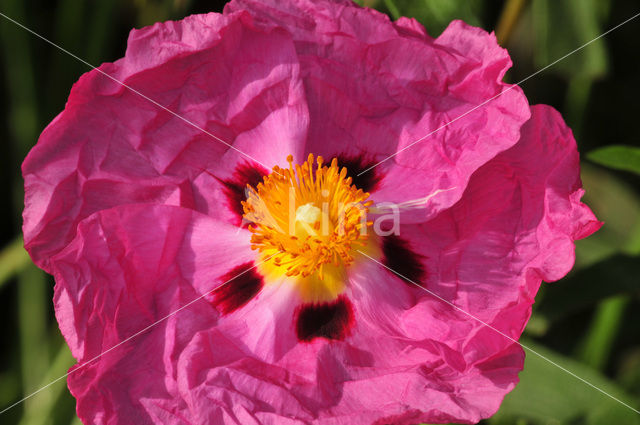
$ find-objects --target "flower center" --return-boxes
[242,154,373,301]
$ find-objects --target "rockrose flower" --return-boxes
[22,0,600,423]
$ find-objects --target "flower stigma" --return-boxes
[242,154,374,302]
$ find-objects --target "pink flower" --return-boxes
[23,0,600,424]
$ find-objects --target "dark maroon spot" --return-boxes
[336,155,381,193]
[212,262,264,315]
[219,161,269,225]
[382,235,426,285]
[295,296,354,342]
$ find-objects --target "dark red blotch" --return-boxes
[295,295,355,342]
[220,161,268,225]
[382,234,426,286]
[336,154,382,193]
[212,262,264,315]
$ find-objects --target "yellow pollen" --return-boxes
[242,154,373,300]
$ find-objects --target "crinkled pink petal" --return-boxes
[393,104,600,331]
[226,0,531,222]
[23,11,308,272]
[52,204,261,424]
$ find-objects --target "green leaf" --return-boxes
[0,0,39,154]
[17,264,49,414]
[577,295,629,370]
[490,339,640,424]
[532,0,609,79]
[587,145,640,175]
[382,0,401,20]
[535,255,639,323]
[495,0,527,45]
[574,162,640,267]
[564,75,594,141]
[17,343,75,425]
[0,238,31,290]
[378,0,482,36]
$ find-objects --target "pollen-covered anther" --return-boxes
[242,154,372,280]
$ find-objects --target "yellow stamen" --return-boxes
[242,154,373,301]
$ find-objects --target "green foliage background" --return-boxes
[0,0,639,424]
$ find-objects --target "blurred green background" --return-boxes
[1,0,639,424]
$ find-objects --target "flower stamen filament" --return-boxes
[242,154,373,301]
